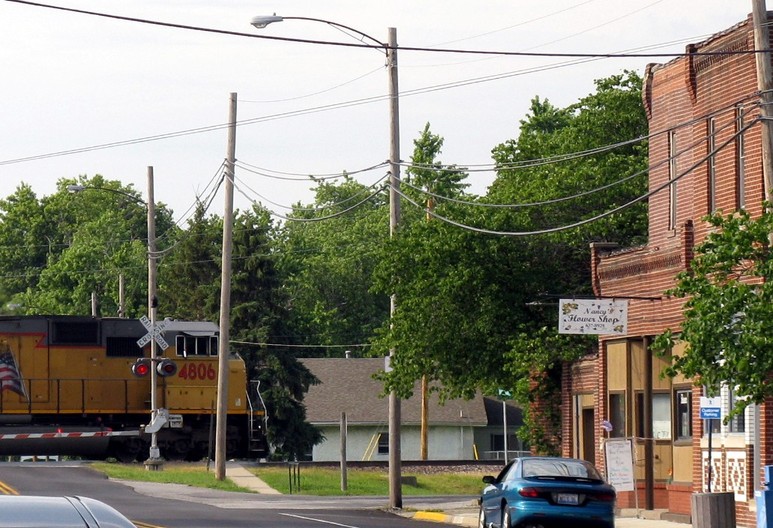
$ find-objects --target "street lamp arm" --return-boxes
[66,184,147,207]
[251,15,386,48]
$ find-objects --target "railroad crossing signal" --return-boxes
[137,315,169,350]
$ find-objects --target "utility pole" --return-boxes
[752,0,772,493]
[387,27,402,510]
[215,93,237,481]
[754,0,773,202]
[146,166,162,467]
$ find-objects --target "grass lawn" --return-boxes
[251,466,486,496]
[89,461,487,496]
[90,461,250,493]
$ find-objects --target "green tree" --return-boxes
[373,71,648,453]
[158,203,221,321]
[275,176,390,357]
[0,184,49,310]
[653,207,773,419]
[230,205,322,460]
[12,176,175,317]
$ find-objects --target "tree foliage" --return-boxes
[373,72,648,453]
[274,176,390,357]
[653,207,773,419]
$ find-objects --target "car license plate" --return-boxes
[556,493,579,505]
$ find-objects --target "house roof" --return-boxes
[300,358,488,427]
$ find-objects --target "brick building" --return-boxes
[564,14,773,526]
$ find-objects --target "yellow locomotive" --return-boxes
[0,315,268,461]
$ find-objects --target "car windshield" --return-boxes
[521,459,602,480]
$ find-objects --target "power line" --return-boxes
[392,118,759,236]
[4,0,766,59]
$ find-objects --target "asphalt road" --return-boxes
[0,462,463,528]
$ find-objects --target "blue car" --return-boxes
[478,456,616,528]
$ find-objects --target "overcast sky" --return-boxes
[0,0,750,224]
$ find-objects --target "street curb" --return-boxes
[411,511,477,527]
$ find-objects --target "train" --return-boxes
[0,315,268,461]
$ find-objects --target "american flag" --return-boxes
[0,351,25,398]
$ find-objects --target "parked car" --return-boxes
[478,456,616,528]
[0,495,136,527]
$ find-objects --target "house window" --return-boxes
[707,117,717,213]
[675,388,692,441]
[608,393,625,438]
[668,130,678,230]
[377,433,389,454]
[736,106,746,210]
[490,434,504,452]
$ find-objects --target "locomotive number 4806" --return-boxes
[178,362,217,381]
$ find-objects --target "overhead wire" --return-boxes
[233,172,389,222]
[3,0,765,60]
[391,118,761,237]
[235,160,389,181]
[398,102,752,209]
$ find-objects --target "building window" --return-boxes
[675,388,692,441]
[707,117,717,213]
[727,387,745,434]
[635,392,672,440]
[653,393,672,440]
[668,130,678,230]
[377,433,389,454]
[608,393,626,438]
[736,106,746,210]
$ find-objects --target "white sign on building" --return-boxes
[558,299,628,335]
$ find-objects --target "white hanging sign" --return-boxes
[558,299,628,335]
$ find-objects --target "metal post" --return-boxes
[147,166,161,465]
[340,412,348,492]
[387,26,402,510]
[215,93,237,481]
[503,399,508,464]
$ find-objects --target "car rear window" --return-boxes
[522,459,602,480]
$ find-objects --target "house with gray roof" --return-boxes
[301,357,499,462]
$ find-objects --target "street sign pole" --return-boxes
[699,397,721,492]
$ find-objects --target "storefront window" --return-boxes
[652,393,671,440]
[675,389,692,440]
[608,393,625,438]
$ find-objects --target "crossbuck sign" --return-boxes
[137,315,169,350]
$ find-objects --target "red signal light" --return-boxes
[131,358,152,377]
[156,358,178,377]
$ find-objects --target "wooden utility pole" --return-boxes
[752,0,772,494]
[754,0,773,203]
[215,93,237,481]
[387,27,402,510]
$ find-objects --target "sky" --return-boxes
[0,0,752,225]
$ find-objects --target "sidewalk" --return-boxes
[226,463,687,527]
[408,510,687,527]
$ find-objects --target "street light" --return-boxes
[67,167,163,469]
[251,15,402,509]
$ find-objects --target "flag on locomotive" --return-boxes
[0,347,26,399]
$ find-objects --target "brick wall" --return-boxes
[567,14,772,524]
